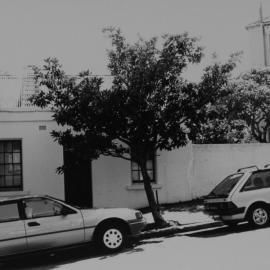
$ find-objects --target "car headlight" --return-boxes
[135,211,143,220]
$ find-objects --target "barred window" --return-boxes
[0,140,22,191]
[131,152,156,184]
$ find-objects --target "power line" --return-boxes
[0,74,114,80]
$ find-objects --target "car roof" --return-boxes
[237,165,270,174]
[0,194,48,203]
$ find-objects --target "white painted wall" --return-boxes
[0,109,64,199]
[92,143,270,209]
[2,109,270,210]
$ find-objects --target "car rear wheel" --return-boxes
[96,223,128,252]
[248,205,270,227]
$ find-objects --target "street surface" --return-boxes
[2,223,270,270]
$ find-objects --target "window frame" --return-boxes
[0,140,23,192]
[22,197,76,219]
[131,151,157,184]
[240,170,270,192]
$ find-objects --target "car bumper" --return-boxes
[128,218,147,236]
[204,202,245,216]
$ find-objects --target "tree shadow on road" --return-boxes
[0,241,147,270]
[185,223,268,238]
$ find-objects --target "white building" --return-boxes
[1,109,270,209]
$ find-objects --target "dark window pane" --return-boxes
[146,160,153,170]
[5,176,13,186]
[131,151,156,184]
[5,164,13,175]
[138,171,143,181]
[0,154,4,164]
[13,153,20,163]
[0,176,5,187]
[0,143,3,152]
[13,175,21,186]
[14,164,21,175]
[265,176,270,187]
[5,153,13,163]
[132,171,140,181]
[0,140,22,191]
[13,141,21,152]
[4,142,12,152]
[147,170,154,180]
[0,165,4,175]
[131,161,139,170]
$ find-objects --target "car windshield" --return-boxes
[209,173,243,197]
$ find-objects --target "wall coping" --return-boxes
[0,109,54,122]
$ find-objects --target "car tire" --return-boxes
[247,204,270,228]
[96,223,128,252]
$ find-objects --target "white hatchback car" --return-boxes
[204,165,270,228]
[0,195,147,259]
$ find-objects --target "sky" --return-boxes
[0,0,270,106]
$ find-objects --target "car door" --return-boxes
[23,197,85,252]
[0,201,27,257]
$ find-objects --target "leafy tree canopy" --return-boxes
[30,28,210,226]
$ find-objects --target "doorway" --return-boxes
[63,148,92,208]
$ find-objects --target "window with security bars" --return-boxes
[131,152,156,184]
[0,140,22,191]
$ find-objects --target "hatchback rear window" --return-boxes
[209,173,243,197]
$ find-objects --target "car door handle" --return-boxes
[28,221,40,227]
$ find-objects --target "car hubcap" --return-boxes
[103,228,123,249]
[253,208,268,225]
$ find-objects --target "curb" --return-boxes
[137,221,224,240]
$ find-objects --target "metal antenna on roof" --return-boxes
[259,2,263,22]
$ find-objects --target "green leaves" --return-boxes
[30,28,205,162]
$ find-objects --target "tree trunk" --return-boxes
[140,161,168,228]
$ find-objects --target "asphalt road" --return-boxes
[2,223,270,270]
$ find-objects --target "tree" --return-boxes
[189,53,249,144]
[229,69,270,142]
[31,28,205,227]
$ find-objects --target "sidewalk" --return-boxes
[139,205,224,239]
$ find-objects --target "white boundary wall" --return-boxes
[93,143,270,209]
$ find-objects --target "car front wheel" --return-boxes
[248,205,270,227]
[96,223,128,252]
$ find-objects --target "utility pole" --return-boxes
[259,2,267,66]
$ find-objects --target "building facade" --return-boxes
[2,109,270,209]
[0,109,64,199]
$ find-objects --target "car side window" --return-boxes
[241,171,270,192]
[0,202,20,222]
[24,198,66,219]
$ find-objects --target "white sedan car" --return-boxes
[0,195,147,259]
